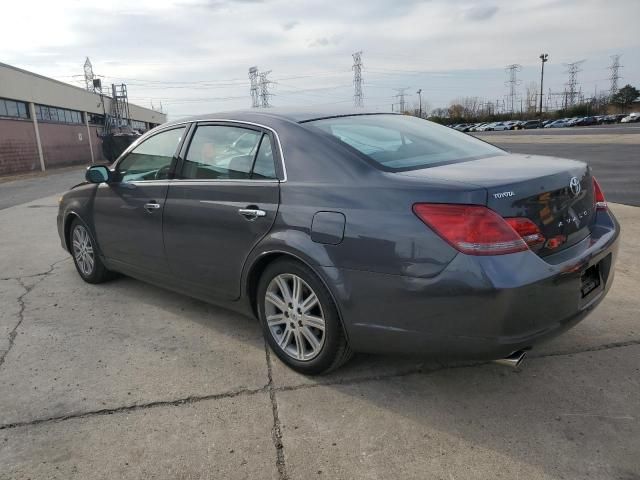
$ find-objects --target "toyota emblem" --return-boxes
[569,177,581,196]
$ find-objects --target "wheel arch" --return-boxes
[244,249,351,344]
[63,211,81,251]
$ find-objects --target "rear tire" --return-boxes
[70,218,113,284]
[257,258,352,375]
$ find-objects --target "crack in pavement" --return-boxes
[0,340,637,433]
[0,386,269,432]
[0,257,69,282]
[0,259,70,370]
[264,342,289,480]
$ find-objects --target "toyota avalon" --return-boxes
[57,110,619,374]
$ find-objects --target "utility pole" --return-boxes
[504,64,522,116]
[608,54,622,99]
[394,88,410,113]
[539,53,548,116]
[416,89,423,118]
[249,66,260,108]
[564,60,585,107]
[352,51,364,108]
[259,70,273,108]
[83,57,95,92]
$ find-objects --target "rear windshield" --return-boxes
[306,114,506,171]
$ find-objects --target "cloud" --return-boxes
[463,5,499,21]
[308,35,343,48]
[1,0,638,119]
[282,20,299,31]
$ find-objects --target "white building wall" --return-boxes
[0,62,166,125]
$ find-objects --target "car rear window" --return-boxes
[306,114,506,171]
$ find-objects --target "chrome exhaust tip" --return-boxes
[493,350,527,369]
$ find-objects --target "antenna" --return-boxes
[352,51,364,108]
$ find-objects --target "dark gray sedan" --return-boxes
[57,110,620,374]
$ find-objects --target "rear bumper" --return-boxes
[322,210,620,359]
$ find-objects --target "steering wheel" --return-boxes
[155,164,172,180]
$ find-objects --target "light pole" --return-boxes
[539,53,548,116]
[416,89,423,118]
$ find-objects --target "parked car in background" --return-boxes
[57,109,619,374]
[621,113,640,123]
[468,123,487,132]
[491,122,510,131]
[521,120,541,129]
[577,116,598,126]
[544,119,568,128]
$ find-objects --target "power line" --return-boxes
[504,64,522,115]
[352,51,364,108]
[83,57,95,92]
[249,66,260,108]
[259,70,273,108]
[608,54,622,99]
[393,87,410,112]
[564,60,585,107]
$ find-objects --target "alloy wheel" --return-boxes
[264,273,326,361]
[72,225,95,277]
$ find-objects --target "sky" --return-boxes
[1,0,639,120]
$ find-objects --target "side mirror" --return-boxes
[86,165,111,184]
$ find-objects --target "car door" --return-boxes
[162,122,281,300]
[93,125,187,276]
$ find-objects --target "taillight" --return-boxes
[504,218,545,250]
[412,204,529,255]
[593,177,607,210]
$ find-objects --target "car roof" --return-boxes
[163,107,397,128]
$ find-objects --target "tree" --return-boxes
[611,84,640,113]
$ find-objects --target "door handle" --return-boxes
[238,208,266,220]
[144,201,161,213]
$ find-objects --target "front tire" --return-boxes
[70,219,113,284]
[257,259,352,375]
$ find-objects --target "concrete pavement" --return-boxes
[0,194,639,479]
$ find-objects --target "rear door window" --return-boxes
[181,125,277,180]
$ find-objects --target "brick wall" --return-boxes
[0,118,40,175]
[38,122,92,169]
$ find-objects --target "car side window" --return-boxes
[181,125,263,180]
[251,135,277,179]
[117,127,186,182]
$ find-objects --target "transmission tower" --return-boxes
[259,70,273,108]
[352,51,364,108]
[249,66,260,108]
[394,88,410,113]
[504,64,522,115]
[83,57,95,92]
[608,54,623,98]
[564,60,585,107]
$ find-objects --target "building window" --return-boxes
[87,113,105,126]
[131,120,148,132]
[0,98,30,119]
[35,104,84,125]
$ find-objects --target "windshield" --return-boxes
[306,114,506,171]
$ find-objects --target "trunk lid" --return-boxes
[398,154,595,257]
